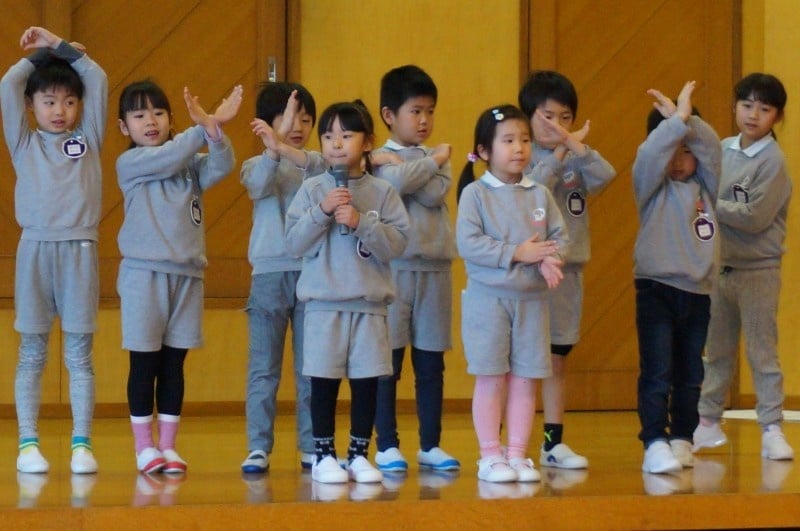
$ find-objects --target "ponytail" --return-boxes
[457,158,477,203]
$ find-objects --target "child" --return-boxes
[632,81,721,474]
[518,71,616,469]
[372,64,459,472]
[695,73,794,461]
[456,104,566,483]
[116,80,242,474]
[0,26,107,475]
[240,82,327,474]
[282,101,410,484]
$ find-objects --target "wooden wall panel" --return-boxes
[529,0,737,410]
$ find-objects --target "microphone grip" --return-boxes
[332,165,350,235]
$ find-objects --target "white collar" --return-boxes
[480,171,535,188]
[384,139,424,151]
[729,134,774,157]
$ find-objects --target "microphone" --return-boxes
[331,164,350,235]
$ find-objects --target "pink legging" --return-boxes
[472,374,536,459]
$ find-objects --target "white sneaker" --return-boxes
[508,457,541,482]
[477,455,517,483]
[162,449,188,474]
[762,424,794,460]
[669,439,694,468]
[375,447,408,472]
[136,447,166,474]
[692,420,728,451]
[540,443,588,469]
[241,450,268,474]
[17,447,49,474]
[347,455,383,483]
[417,447,460,471]
[312,455,348,484]
[70,448,98,474]
[642,440,682,474]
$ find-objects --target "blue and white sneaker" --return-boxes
[241,450,268,474]
[418,447,460,471]
[375,447,408,472]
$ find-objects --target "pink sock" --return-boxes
[505,374,535,459]
[131,415,155,454]
[473,375,505,459]
[157,414,180,451]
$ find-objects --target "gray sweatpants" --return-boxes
[698,267,784,426]
[15,332,95,440]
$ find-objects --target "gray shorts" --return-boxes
[549,269,583,346]
[387,269,452,351]
[117,266,203,352]
[15,239,98,334]
[302,310,392,379]
[461,288,551,378]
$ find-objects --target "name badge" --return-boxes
[190,196,202,226]
[693,215,715,242]
[733,184,749,203]
[566,190,586,217]
[62,137,86,159]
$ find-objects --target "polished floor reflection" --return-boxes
[1,411,798,529]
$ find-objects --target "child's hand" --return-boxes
[251,118,281,151]
[184,86,216,134]
[276,90,299,141]
[334,204,360,229]
[212,84,244,125]
[320,187,352,215]
[431,143,452,166]
[539,255,564,288]
[20,27,61,50]
[370,151,403,167]
[647,87,678,119]
[534,110,589,156]
[675,80,696,121]
[512,234,559,264]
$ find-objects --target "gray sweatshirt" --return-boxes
[717,134,792,269]
[116,125,235,277]
[527,143,615,268]
[241,150,326,274]
[0,42,107,241]
[372,140,456,269]
[284,171,409,313]
[632,115,721,294]
[456,172,567,300]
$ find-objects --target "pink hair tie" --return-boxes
[467,152,479,163]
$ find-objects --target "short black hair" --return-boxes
[646,104,701,135]
[518,70,577,119]
[24,57,83,100]
[379,65,437,128]
[735,73,787,113]
[255,81,316,125]
[118,79,172,121]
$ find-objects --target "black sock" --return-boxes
[347,435,371,463]
[543,423,563,452]
[314,436,336,462]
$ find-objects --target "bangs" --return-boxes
[318,103,371,136]
[118,81,171,119]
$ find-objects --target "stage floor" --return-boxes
[1,411,799,529]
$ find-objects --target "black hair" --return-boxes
[379,64,437,128]
[118,80,173,148]
[457,104,531,202]
[647,103,701,135]
[735,73,787,113]
[518,70,577,119]
[317,99,375,173]
[255,81,316,126]
[24,57,83,100]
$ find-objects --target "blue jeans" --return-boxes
[375,347,444,452]
[245,272,313,454]
[635,279,709,446]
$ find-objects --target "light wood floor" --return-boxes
[1,411,799,530]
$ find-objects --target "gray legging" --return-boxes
[15,332,95,441]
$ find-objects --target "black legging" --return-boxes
[127,345,188,416]
[311,376,378,439]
